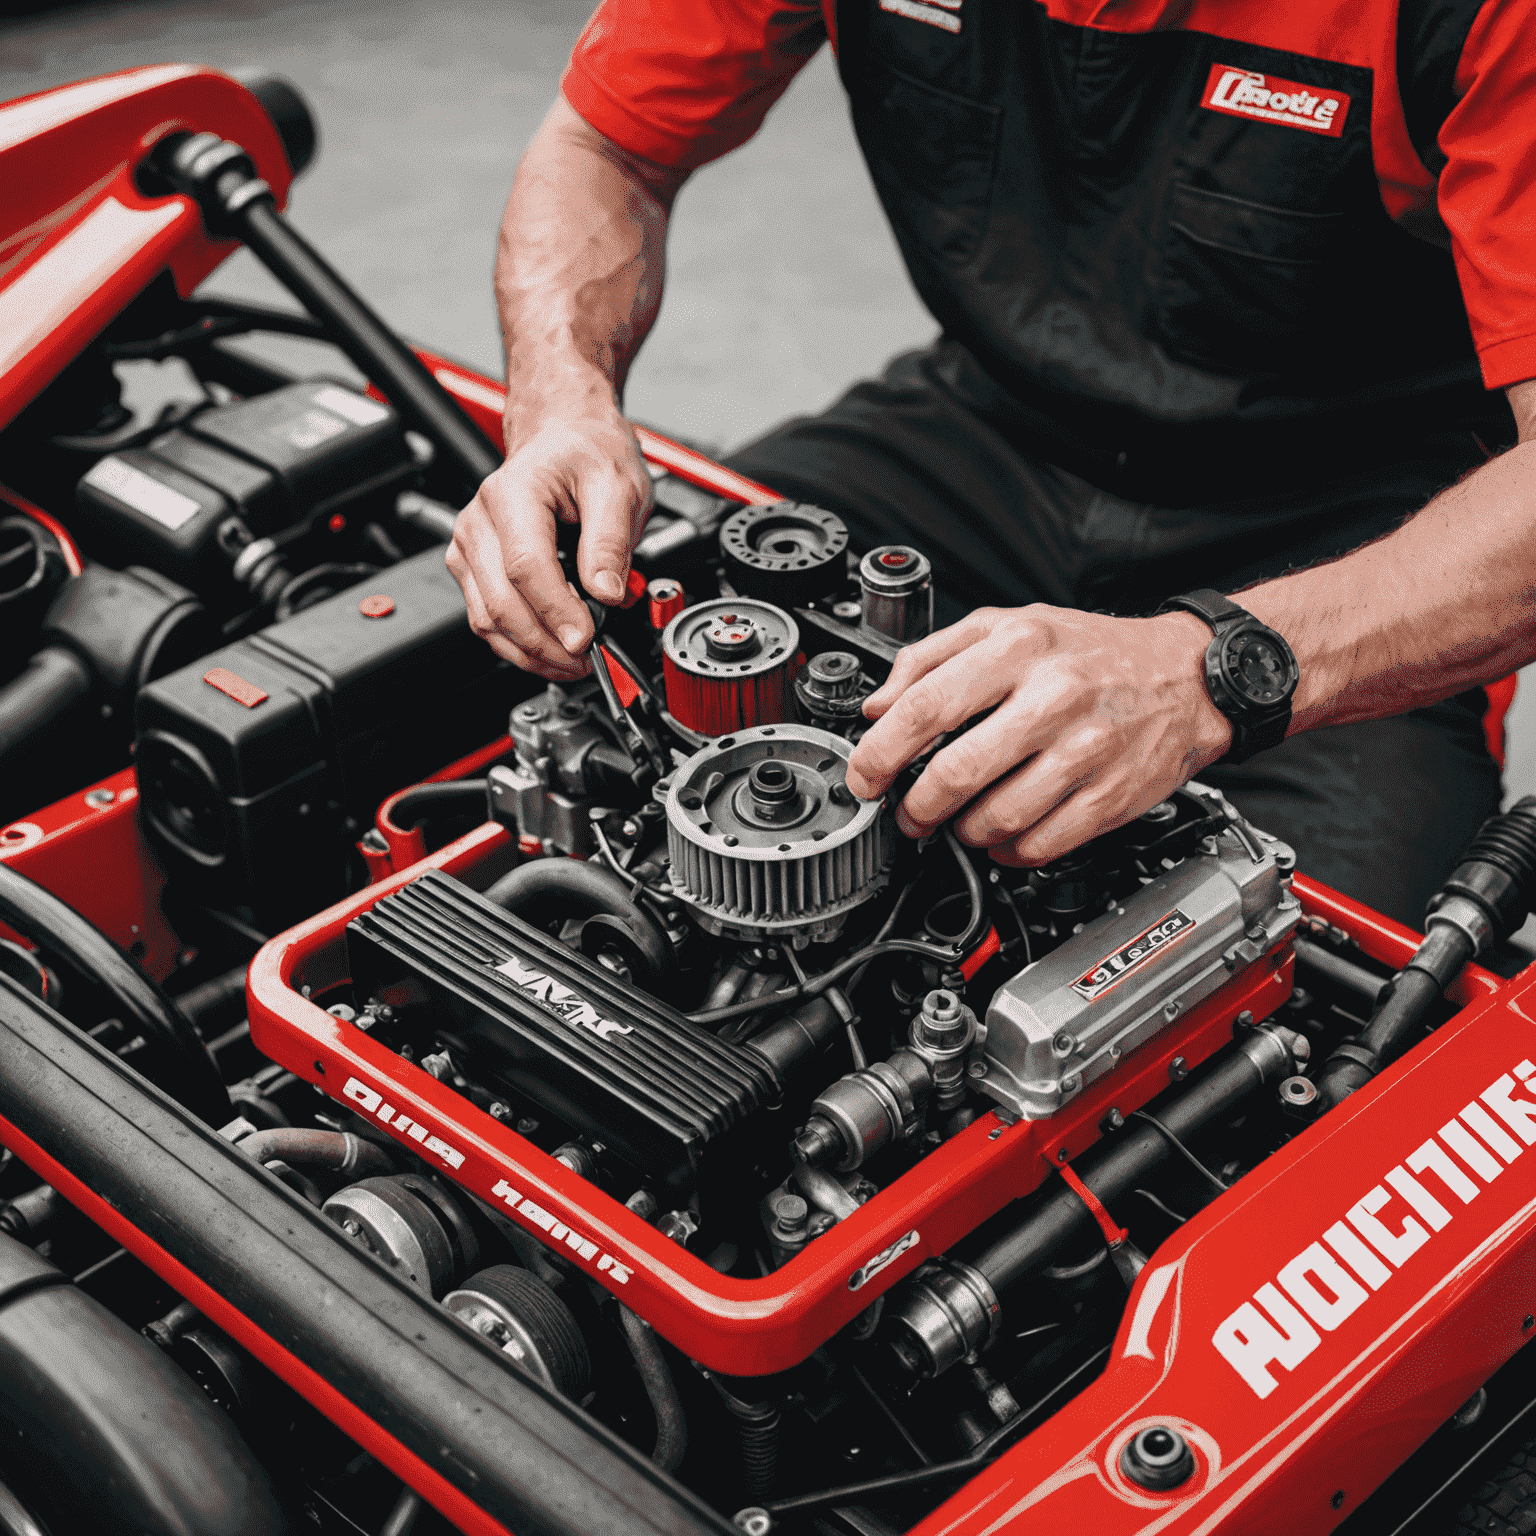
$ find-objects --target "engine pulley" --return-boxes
[665,723,892,942]
[719,501,848,609]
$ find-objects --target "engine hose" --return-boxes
[0,647,91,778]
[619,1307,688,1472]
[486,860,677,993]
[174,964,249,1028]
[943,826,989,953]
[237,1128,392,1179]
[0,1231,295,1534]
[714,1379,781,1502]
[0,862,230,1126]
[888,1027,1298,1378]
[388,778,490,832]
[1312,795,1536,1113]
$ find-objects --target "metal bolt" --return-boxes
[1524,1315,1534,1332]
[488,1102,512,1122]
[84,788,115,807]
[1120,1425,1194,1490]
[1234,1009,1254,1032]
[1279,1076,1318,1117]
[1101,1108,1124,1133]
[968,1060,988,1078]
[1060,1074,1080,1094]
[1051,1030,1075,1058]
[1331,1491,1346,1510]
[1168,1055,1188,1082]
[734,1510,773,1536]
[1162,1000,1181,1022]
[341,1219,363,1237]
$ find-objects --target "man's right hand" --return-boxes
[446,399,652,680]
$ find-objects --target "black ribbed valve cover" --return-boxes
[347,871,777,1200]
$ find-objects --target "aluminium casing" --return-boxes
[980,806,1300,1119]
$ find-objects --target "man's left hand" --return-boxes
[843,605,1234,865]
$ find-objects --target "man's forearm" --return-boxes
[1242,437,1536,731]
[495,97,686,450]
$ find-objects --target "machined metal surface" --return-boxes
[858,546,933,643]
[665,723,892,941]
[980,791,1300,1119]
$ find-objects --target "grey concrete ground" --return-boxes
[6,0,1535,893]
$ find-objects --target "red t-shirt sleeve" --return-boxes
[1438,0,1536,391]
[561,0,829,170]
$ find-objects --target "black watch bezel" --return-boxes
[1156,591,1299,764]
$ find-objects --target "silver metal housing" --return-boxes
[979,787,1300,1119]
[665,723,892,942]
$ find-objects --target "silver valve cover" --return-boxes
[979,788,1300,1119]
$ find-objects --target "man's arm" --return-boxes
[845,383,1536,864]
[446,97,688,679]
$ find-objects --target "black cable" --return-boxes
[943,826,988,952]
[1129,1110,1228,1195]
[1133,1189,1188,1225]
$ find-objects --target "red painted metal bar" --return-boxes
[247,820,1294,1375]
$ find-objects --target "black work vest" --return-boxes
[836,0,1510,502]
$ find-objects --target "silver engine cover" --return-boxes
[979,786,1300,1119]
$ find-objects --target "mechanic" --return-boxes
[446,0,1536,927]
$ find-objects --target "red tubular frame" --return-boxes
[248,821,1294,1375]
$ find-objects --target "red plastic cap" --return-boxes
[203,667,268,709]
[358,594,395,618]
[620,568,649,609]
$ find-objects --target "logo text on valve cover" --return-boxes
[492,953,633,1039]
[1212,1059,1536,1398]
[1072,909,1195,1001]
[1201,64,1350,137]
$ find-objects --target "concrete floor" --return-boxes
[6,0,1535,891]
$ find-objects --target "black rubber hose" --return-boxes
[714,1379,781,1501]
[389,779,490,832]
[237,1128,392,1179]
[0,862,230,1126]
[943,826,989,953]
[974,1030,1295,1296]
[485,859,676,992]
[0,646,91,778]
[619,1307,688,1473]
[0,1231,295,1535]
[174,963,249,1028]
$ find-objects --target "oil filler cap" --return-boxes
[1120,1425,1194,1490]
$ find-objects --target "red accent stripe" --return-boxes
[0,481,83,576]
[1056,1158,1129,1248]
[959,924,1001,980]
[0,1110,512,1536]
[1484,673,1518,768]
[601,646,642,708]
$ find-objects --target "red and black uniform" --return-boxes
[562,0,1534,926]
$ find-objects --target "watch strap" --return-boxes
[1155,588,1247,631]
[1228,709,1290,763]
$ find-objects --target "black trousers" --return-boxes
[724,341,1503,929]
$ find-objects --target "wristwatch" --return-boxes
[1154,589,1299,763]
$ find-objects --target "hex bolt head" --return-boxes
[1052,1031,1076,1058]
[1168,1055,1188,1082]
[1120,1425,1195,1490]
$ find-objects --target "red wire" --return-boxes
[0,481,83,576]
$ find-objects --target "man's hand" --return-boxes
[843,606,1233,865]
[446,396,651,680]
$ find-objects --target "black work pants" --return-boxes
[724,340,1503,929]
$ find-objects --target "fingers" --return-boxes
[478,469,595,654]
[894,686,1084,835]
[846,633,1020,802]
[452,532,589,681]
[575,456,648,606]
[862,610,999,721]
[988,786,1129,867]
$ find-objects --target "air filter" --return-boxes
[660,598,799,736]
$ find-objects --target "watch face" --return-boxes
[1221,627,1295,708]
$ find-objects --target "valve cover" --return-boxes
[980,791,1300,1118]
[346,871,778,1202]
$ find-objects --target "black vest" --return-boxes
[837,0,1510,501]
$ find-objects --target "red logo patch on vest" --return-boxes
[1201,64,1350,137]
